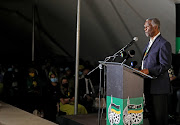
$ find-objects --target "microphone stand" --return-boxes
[98,63,102,125]
[121,58,127,64]
[112,40,134,61]
[87,40,134,125]
[88,38,135,75]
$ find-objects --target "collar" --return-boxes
[150,32,160,44]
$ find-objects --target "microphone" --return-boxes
[111,37,138,61]
[127,50,135,58]
[121,50,135,64]
[130,61,138,68]
[133,37,138,41]
[125,37,138,49]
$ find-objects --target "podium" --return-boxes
[100,62,152,125]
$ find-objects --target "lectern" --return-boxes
[100,62,152,125]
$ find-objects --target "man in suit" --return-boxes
[79,68,96,113]
[141,18,172,125]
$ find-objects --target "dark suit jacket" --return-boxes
[79,78,95,97]
[79,78,87,97]
[143,35,172,94]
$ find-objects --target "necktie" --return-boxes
[144,42,151,57]
[142,42,151,69]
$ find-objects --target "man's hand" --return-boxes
[140,69,149,74]
[70,97,75,102]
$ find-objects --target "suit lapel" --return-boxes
[143,35,161,60]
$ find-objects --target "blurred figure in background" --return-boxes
[60,67,75,94]
[79,68,96,113]
[59,77,87,115]
[168,64,180,122]
[26,68,43,115]
[2,65,20,104]
[45,73,61,122]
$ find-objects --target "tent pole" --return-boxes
[74,0,81,115]
[32,3,35,62]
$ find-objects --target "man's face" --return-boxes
[144,20,156,37]
[50,74,56,78]
[62,79,68,85]
[29,72,35,77]
[62,79,68,88]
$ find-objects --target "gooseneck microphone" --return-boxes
[125,37,138,49]
[107,37,138,61]
[115,37,138,57]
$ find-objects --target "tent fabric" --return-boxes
[0,0,176,65]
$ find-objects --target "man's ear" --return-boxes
[154,25,158,30]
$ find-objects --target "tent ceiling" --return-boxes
[0,0,176,65]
